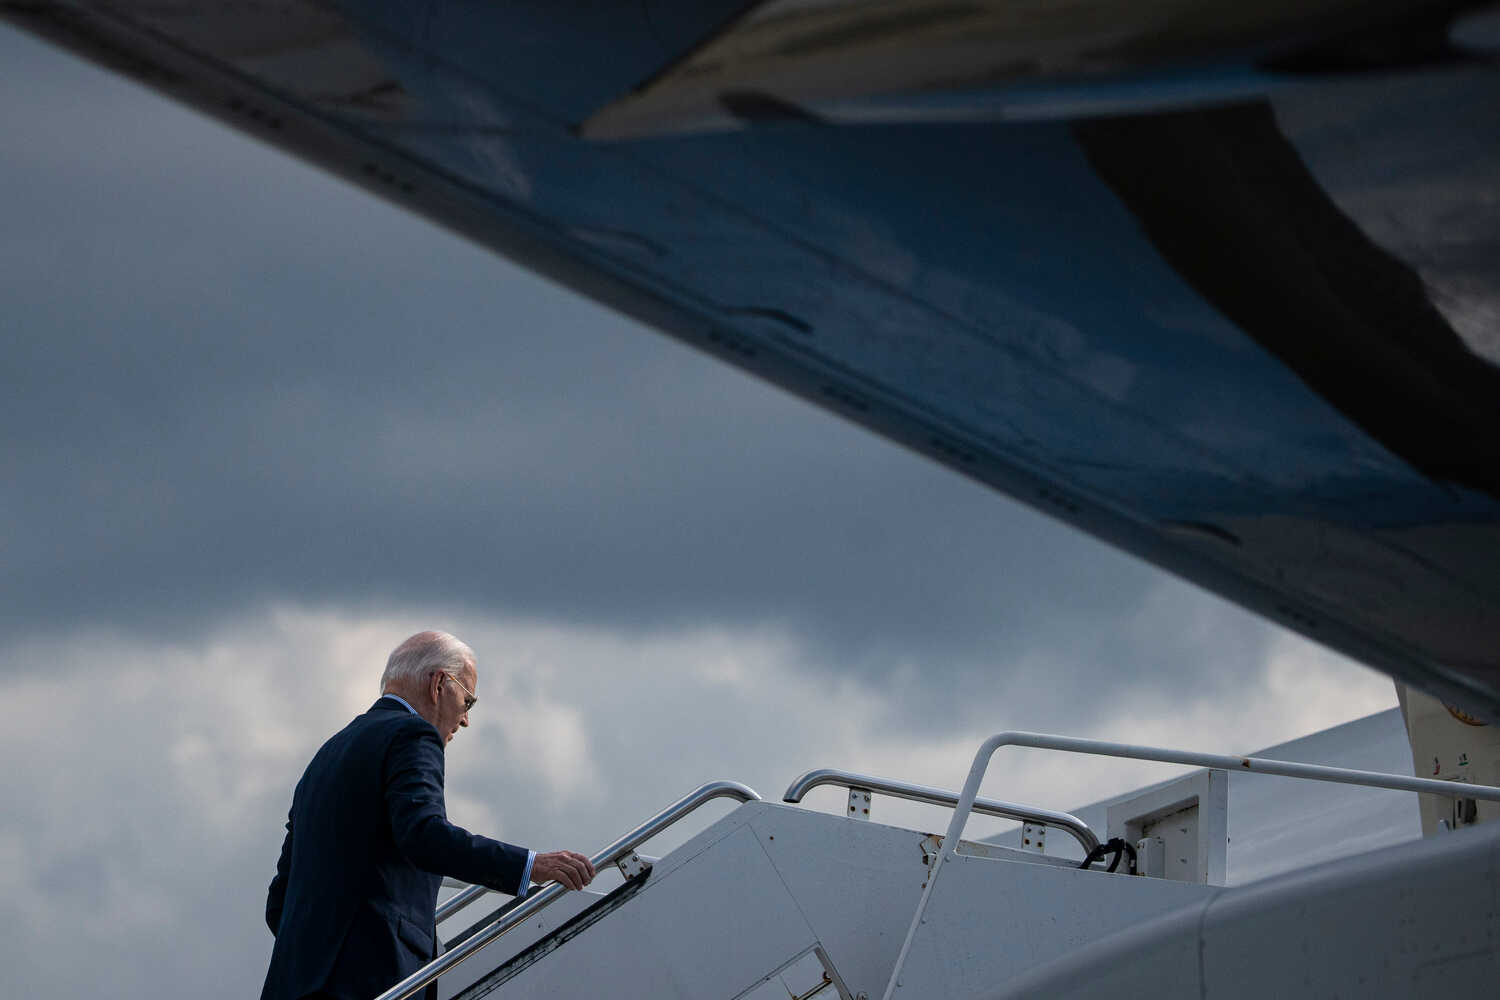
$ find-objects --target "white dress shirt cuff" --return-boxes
[517,850,536,898]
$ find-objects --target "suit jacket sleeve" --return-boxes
[383,721,531,895]
[265,813,293,935]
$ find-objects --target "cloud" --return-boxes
[0,22,1401,1000]
[0,602,1394,996]
[1,11,1204,709]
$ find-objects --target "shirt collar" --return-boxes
[381,693,420,716]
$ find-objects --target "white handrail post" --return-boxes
[880,732,1010,1000]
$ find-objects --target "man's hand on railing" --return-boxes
[532,850,596,891]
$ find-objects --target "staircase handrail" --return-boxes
[376,779,761,1000]
[783,766,1100,854]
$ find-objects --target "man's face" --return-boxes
[435,662,477,745]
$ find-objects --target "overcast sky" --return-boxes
[0,23,1400,998]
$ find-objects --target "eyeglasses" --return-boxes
[443,672,478,713]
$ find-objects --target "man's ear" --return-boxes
[427,669,443,705]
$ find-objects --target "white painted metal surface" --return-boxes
[383,779,759,1000]
[887,852,1211,998]
[435,889,606,1000]
[1106,769,1228,884]
[1399,683,1500,835]
[456,802,1215,1000]
[524,823,821,999]
[430,713,1499,999]
[986,816,1500,999]
[1135,835,1167,878]
[881,725,1500,1000]
[989,710,1423,882]
[737,947,845,1000]
[471,805,825,999]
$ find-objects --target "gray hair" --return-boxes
[381,631,475,691]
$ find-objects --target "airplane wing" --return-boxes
[8,1,1499,717]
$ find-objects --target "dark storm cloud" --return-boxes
[0,606,1389,999]
[0,24,1275,714]
[0,27,1396,1000]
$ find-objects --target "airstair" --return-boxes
[376,731,1500,1000]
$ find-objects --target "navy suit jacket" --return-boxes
[261,697,530,1000]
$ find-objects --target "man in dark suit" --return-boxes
[261,631,595,1000]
